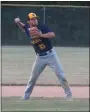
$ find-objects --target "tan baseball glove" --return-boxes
[29,27,41,39]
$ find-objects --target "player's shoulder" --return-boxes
[25,23,30,28]
[38,24,49,29]
[38,24,52,33]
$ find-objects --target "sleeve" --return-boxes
[42,24,52,33]
[24,24,31,40]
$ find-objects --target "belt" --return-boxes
[37,49,52,56]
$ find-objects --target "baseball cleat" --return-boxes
[20,96,29,100]
[66,95,73,101]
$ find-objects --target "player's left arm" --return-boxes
[40,25,55,38]
[31,24,55,39]
[40,32,55,38]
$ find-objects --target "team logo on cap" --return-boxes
[32,13,36,17]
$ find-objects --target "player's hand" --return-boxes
[14,17,21,24]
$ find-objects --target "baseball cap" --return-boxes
[28,12,39,20]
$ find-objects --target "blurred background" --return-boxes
[1,1,89,46]
[1,1,89,86]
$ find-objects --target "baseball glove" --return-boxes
[29,27,40,38]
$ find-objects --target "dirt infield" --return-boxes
[1,86,89,98]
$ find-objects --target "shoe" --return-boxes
[20,96,29,100]
[66,94,73,101]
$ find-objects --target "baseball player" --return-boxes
[14,12,72,100]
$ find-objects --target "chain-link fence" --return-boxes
[1,4,89,46]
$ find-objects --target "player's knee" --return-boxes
[60,77,67,84]
[56,71,65,79]
[56,70,64,76]
[28,77,36,85]
[28,80,36,86]
[62,78,67,82]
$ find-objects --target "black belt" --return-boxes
[37,49,52,56]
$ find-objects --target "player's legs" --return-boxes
[23,56,46,99]
[47,52,72,98]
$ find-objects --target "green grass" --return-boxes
[2,97,89,111]
[2,46,89,86]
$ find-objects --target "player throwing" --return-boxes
[14,12,72,100]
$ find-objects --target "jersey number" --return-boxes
[38,43,46,50]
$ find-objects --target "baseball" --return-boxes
[28,27,39,38]
[14,17,21,23]
[28,27,38,31]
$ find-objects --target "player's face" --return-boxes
[29,18,38,26]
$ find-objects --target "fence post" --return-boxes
[43,6,46,24]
